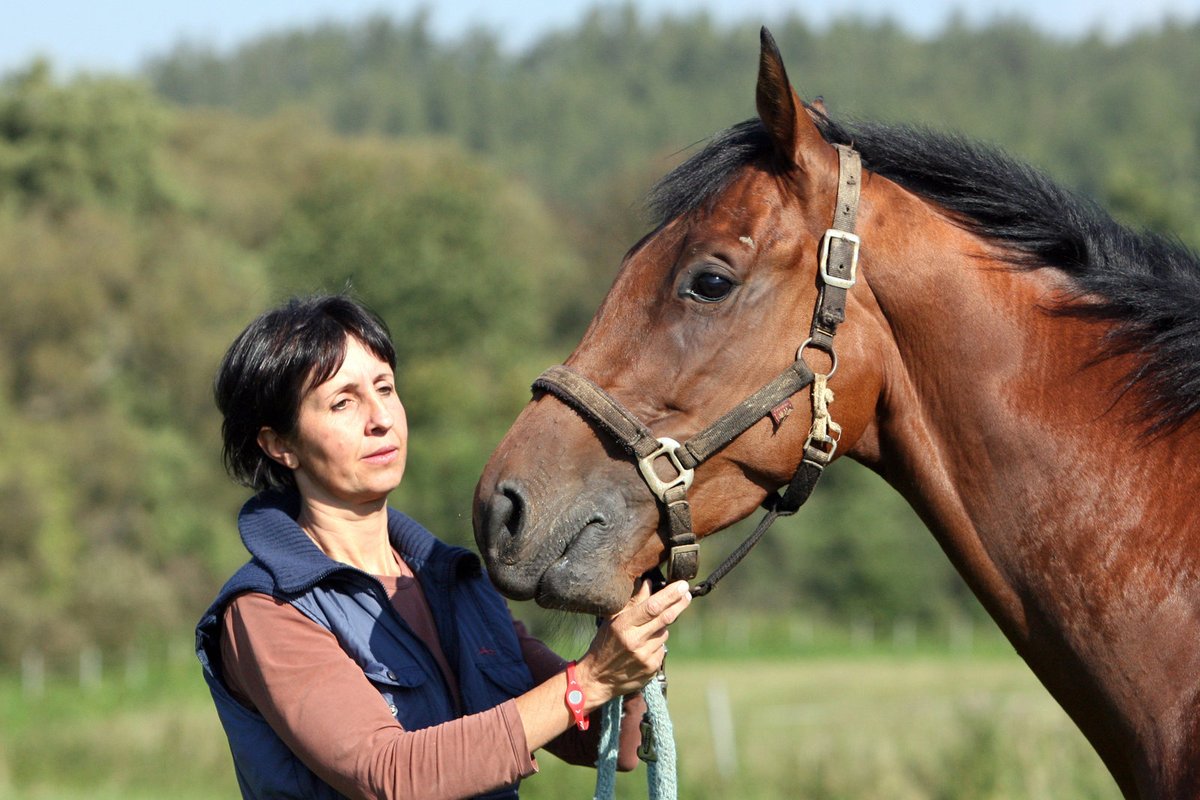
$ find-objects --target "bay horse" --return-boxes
[473,28,1200,799]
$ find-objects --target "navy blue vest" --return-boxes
[196,491,534,799]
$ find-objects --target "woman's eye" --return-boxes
[685,272,735,302]
[332,398,350,411]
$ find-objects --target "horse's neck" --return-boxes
[857,222,1200,779]
[864,239,1192,611]
[859,257,1051,631]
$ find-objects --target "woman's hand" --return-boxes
[574,580,692,706]
[513,579,691,752]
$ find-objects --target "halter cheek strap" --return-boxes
[532,144,862,594]
[534,359,818,585]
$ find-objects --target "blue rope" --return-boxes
[593,677,677,800]
[593,692,622,799]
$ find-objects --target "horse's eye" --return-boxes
[685,272,735,303]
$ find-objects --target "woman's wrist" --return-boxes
[569,654,614,713]
[563,661,589,730]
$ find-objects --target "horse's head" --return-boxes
[474,29,889,614]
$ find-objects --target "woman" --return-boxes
[195,294,691,800]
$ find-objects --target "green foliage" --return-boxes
[0,648,241,798]
[0,61,177,216]
[146,12,1200,249]
[2,10,1199,671]
[267,136,581,363]
[391,351,566,550]
[0,73,269,665]
[0,208,257,663]
[682,459,987,628]
[0,64,591,667]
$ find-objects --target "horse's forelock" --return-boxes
[646,119,773,225]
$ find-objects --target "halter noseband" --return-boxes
[532,144,862,596]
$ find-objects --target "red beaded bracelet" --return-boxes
[564,660,589,731]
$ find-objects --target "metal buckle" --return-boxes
[637,437,694,503]
[666,543,700,583]
[819,228,860,289]
[804,433,839,462]
[637,666,669,763]
[637,714,658,762]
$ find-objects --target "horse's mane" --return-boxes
[647,114,1200,433]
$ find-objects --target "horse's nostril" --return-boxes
[484,482,527,562]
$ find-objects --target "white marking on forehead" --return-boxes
[739,236,755,250]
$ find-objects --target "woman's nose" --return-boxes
[367,394,394,431]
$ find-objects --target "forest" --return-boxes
[3,6,1199,671]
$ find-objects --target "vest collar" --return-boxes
[237,490,479,594]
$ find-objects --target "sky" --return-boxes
[5,0,1200,76]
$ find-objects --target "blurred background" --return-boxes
[2,1,1197,797]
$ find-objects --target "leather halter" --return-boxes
[532,144,862,596]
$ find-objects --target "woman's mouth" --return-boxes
[363,447,399,465]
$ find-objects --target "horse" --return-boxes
[473,28,1200,799]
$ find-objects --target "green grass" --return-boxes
[522,654,1119,800]
[0,653,239,800]
[0,647,1119,800]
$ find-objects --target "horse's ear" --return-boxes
[756,27,826,174]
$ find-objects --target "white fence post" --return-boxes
[892,618,917,651]
[21,649,44,698]
[851,617,875,648]
[79,645,102,690]
[950,618,974,653]
[125,646,149,688]
[706,681,738,779]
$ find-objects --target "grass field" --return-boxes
[0,636,1120,800]
[524,655,1119,800]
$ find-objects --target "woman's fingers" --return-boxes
[579,579,693,699]
[607,581,690,663]
[617,580,691,630]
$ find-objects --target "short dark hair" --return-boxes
[214,294,397,493]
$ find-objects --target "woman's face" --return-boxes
[264,336,408,509]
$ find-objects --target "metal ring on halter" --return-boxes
[796,338,838,379]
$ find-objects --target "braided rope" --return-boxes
[593,678,677,800]
[593,694,622,799]
[643,677,678,799]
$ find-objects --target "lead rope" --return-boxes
[593,671,677,800]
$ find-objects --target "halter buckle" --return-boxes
[819,228,860,289]
[666,543,700,583]
[637,437,694,503]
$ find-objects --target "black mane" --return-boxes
[647,114,1200,433]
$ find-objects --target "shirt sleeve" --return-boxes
[221,591,538,800]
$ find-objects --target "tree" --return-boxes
[266,134,587,542]
[0,60,176,216]
[0,70,269,664]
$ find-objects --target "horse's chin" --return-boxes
[533,558,634,616]
[477,480,654,615]
[485,531,638,616]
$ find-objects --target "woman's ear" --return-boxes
[258,428,298,470]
